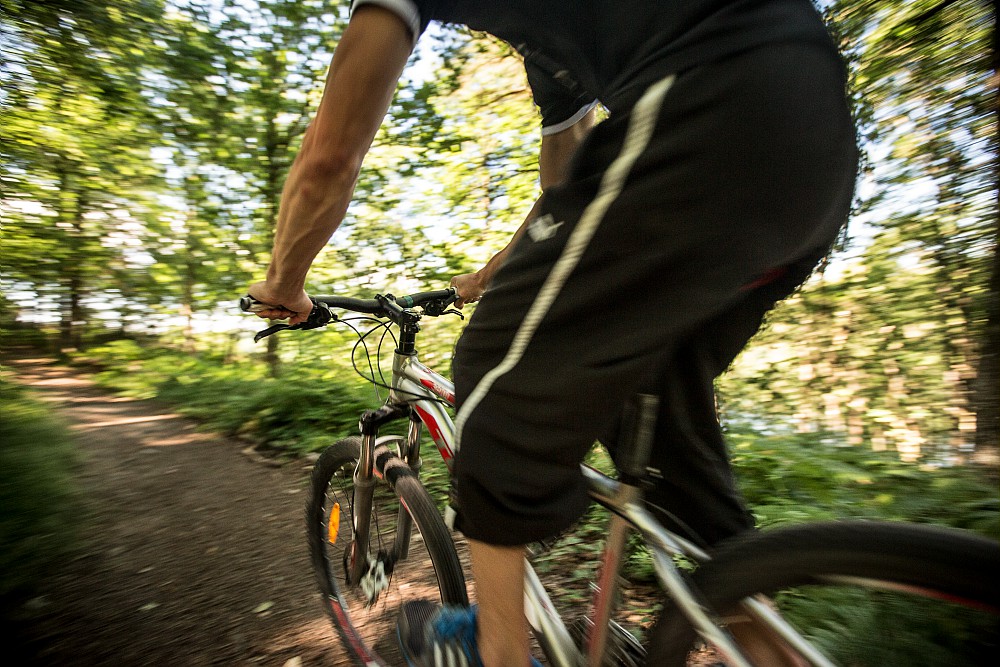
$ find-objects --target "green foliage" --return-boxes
[60,335,999,666]
[1,1,172,347]
[2,0,995,449]
[79,339,375,455]
[71,332,461,516]
[331,29,541,294]
[728,428,999,537]
[715,0,996,462]
[807,0,997,453]
[0,368,80,613]
[73,333,998,535]
[1,4,995,660]
[777,584,998,667]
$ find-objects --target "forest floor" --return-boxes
[8,355,355,667]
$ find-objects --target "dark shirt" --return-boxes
[351,0,836,132]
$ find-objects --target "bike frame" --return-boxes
[352,338,814,667]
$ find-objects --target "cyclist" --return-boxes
[248,1,858,665]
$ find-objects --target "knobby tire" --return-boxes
[648,520,1000,666]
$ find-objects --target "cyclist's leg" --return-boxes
[469,541,532,667]
[603,251,833,549]
[604,269,829,665]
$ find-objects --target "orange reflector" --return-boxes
[328,503,341,543]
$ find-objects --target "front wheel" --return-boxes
[649,521,1000,666]
[307,436,468,665]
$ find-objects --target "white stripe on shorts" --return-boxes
[455,74,677,449]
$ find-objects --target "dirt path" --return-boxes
[10,356,355,667]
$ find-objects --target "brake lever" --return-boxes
[253,323,293,343]
[422,291,461,318]
[299,301,336,328]
[443,308,464,320]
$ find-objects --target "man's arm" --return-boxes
[249,6,414,323]
[451,106,597,307]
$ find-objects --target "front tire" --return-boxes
[307,436,468,665]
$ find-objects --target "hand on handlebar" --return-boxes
[246,281,314,325]
[450,272,486,309]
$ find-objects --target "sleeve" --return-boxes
[350,0,428,47]
[524,58,599,136]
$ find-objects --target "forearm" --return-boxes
[265,150,359,293]
[475,196,543,285]
[253,6,413,308]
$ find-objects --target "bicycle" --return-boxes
[241,287,999,667]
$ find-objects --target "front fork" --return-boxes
[345,405,421,592]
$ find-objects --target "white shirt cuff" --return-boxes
[541,101,599,136]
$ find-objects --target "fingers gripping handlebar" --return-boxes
[239,296,336,343]
[239,288,460,343]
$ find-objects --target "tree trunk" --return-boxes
[265,334,281,378]
[58,290,73,354]
[972,46,999,467]
[972,208,999,466]
[182,234,197,353]
[57,166,85,353]
[263,106,284,379]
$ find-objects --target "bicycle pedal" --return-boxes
[360,557,389,607]
[444,505,456,530]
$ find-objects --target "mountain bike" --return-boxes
[241,287,999,667]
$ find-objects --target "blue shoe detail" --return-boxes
[397,600,542,667]
[430,604,479,650]
[397,601,481,666]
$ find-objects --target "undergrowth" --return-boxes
[0,369,80,619]
[76,339,377,456]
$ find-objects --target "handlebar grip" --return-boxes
[240,295,269,313]
[395,288,457,309]
[239,295,332,325]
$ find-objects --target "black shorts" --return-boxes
[451,42,858,547]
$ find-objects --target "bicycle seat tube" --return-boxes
[585,394,659,664]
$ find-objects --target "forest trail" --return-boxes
[10,356,355,667]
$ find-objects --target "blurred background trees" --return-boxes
[718,0,996,464]
[1,0,996,467]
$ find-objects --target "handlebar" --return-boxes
[311,287,459,317]
[240,288,460,343]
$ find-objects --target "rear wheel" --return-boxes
[649,521,1000,666]
[307,436,468,665]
